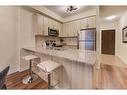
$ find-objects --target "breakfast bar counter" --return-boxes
[21,46,97,89]
[23,46,97,65]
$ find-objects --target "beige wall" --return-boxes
[100,12,127,64]
[100,21,118,30]
[117,11,127,64]
[0,7,36,73]
[0,7,18,74]
[17,7,36,71]
[63,38,77,46]
[18,7,35,48]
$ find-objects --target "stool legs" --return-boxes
[22,59,38,84]
[48,73,51,89]
[28,60,33,83]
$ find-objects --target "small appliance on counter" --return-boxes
[45,40,63,48]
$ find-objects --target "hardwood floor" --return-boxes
[97,54,127,89]
[98,64,127,89]
[6,70,48,89]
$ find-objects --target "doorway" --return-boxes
[101,30,115,55]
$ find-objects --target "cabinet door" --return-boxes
[80,18,88,29]
[53,20,58,29]
[66,22,70,37]
[63,23,68,37]
[37,14,44,35]
[58,23,63,37]
[68,22,73,37]
[48,18,54,29]
[73,20,80,36]
[87,16,96,28]
[43,16,49,36]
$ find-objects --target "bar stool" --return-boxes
[22,55,39,84]
[37,60,61,89]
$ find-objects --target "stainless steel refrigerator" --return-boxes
[77,28,96,51]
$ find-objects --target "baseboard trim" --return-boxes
[8,66,28,75]
[8,68,19,75]
[19,66,28,72]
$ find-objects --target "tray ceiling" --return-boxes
[44,6,95,18]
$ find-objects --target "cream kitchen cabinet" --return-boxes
[57,22,63,37]
[62,23,68,37]
[80,18,88,29]
[63,22,75,37]
[36,14,44,35]
[49,18,54,29]
[73,20,80,36]
[80,16,96,29]
[43,16,49,36]
[87,16,96,28]
[62,20,80,37]
[49,18,58,29]
[67,22,73,37]
[48,18,62,36]
[36,13,63,36]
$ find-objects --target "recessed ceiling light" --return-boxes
[106,16,116,20]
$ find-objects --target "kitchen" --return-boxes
[20,6,98,89]
[0,6,127,89]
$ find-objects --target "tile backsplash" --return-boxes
[63,37,77,46]
[35,36,60,46]
[35,36,78,47]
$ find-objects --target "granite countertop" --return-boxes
[22,46,97,66]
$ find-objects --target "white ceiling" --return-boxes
[44,6,95,18]
[100,6,127,23]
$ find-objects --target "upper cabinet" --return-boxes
[80,16,96,29]
[87,16,96,28]
[43,16,49,36]
[62,23,68,37]
[73,20,80,36]
[62,16,96,37]
[57,22,63,37]
[80,18,88,29]
[36,14,44,35]
[35,13,62,36]
[35,13,96,37]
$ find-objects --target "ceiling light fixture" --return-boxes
[106,16,116,20]
[66,6,79,12]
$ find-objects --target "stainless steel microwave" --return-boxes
[48,27,59,37]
